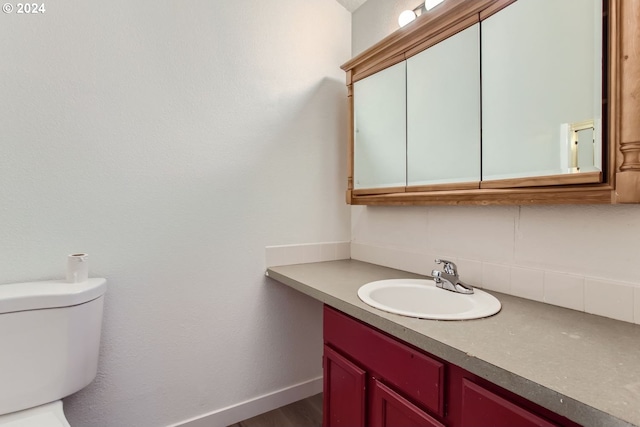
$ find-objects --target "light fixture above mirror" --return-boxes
[398,9,418,27]
[424,0,446,11]
[398,0,446,27]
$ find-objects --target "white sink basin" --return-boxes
[357,279,501,320]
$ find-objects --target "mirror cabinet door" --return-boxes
[406,23,481,187]
[353,61,407,190]
[481,0,602,181]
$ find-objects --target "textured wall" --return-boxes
[0,1,350,425]
[352,0,417,55]
[351,0,640,323]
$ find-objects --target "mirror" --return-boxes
[342,0,640,205]
[353,61,406,189]
[481,0,602,181]
[406,23,481,187]
[352,0,602,190]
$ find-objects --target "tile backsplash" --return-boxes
[584,278,635,323]
[543,271,585,312]
[266,241,640,326]
[265,242,350,268]
[351,242,640,325]
[510,266,544,302]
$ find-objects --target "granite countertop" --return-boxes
[267,259,640,427]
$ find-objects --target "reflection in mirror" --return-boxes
[406,24,480,186]
[481,0,602,181]
[353,61,406,189]
[576,127,596,171]
[561,120,598,173]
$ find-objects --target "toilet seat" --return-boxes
[0,401,70,427]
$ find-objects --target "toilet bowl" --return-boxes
[0,278,107,426]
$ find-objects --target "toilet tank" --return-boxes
[0,278,107,416]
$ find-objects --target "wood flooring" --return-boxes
[227,393,322,427]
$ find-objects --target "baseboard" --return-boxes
[169,376,323,427]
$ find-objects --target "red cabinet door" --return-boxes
[370,379,445,427]
[323,345,366,427]
[461,379,559,427]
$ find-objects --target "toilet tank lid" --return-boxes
[0,278,107,314]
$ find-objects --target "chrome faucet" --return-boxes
[431,259,474,294]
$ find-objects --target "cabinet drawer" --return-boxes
[461,379,559,427]
[324,306,445,417]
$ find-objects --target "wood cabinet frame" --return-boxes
[341,0,640,206]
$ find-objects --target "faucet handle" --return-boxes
[435,259,458,276]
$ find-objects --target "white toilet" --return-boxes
[0,278,107,426]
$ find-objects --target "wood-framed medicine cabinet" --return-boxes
[341,0,640,206]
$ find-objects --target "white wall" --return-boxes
[0,1,350,426]
[352,0,417,55]
[351,0,640,325]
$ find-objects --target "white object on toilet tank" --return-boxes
[66,253,89,283]
[0,278,107,417]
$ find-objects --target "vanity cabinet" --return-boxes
[323,305,580,427]
[342,0,640,205]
